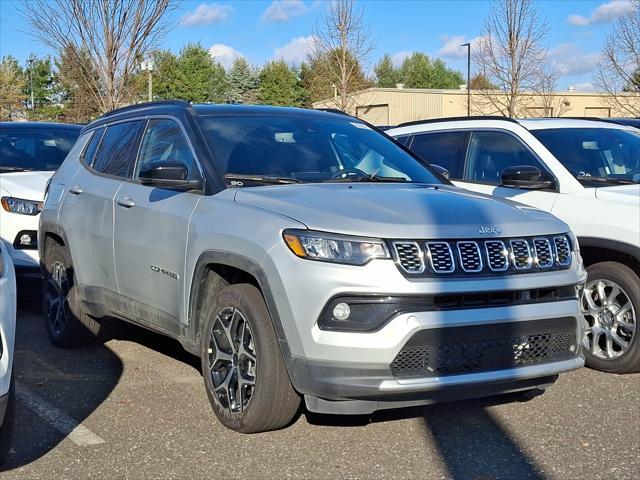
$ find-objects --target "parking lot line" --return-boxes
[16,382,105,447]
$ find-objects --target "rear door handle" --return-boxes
[117,197,135,208]
[69,185,83,195]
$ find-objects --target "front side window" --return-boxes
[409,131,467,177]
[531,127,640,184]
[135,119,198,180]
[0,127,80,172]
[198,114,442,185]
[464,131,548,185]
[92,121,143,178]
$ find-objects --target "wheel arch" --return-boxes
[578,237,640,277]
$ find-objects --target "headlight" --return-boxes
[1,196,43,215]
[283,229,390,265]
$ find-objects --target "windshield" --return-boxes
[0,127,80,172]
[199,114,442,185]
[531,127,640,184]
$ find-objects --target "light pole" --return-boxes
[461,42,471,116]
[27,57,35,110]
[140,58,155,102]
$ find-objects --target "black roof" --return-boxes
[396,115,519,128]
[84,101,355,132]
[0,121,82,131]
[608,118,640,128]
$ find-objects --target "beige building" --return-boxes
[312,87,640,126]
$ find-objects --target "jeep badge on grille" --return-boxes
[479,226,501,235]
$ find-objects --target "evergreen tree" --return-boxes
[304,50,369,105]
[56,45,102,123]
[399,52,463,89]
[258,61,304,106]
[0,56,26,120]
[374,54,400,87]
[225,57,259,104]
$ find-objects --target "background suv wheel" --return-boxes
[43,244,101,348]
[581,262,639,373]
[200,283,300,433]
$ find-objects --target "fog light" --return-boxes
[332,302,351,321]
[20,233,33,246]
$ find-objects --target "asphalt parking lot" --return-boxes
[2,279,639,480]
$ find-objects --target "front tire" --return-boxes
[581,262,639,373]
[42,244,100,348]
[200,283,300,433]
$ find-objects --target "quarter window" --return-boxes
[92,121,143,178]
[135,119,198,180]
[409,131,467,178]
[464,131,547,185]
[81,127,104,166]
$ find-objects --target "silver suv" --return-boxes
[40,102,586,433]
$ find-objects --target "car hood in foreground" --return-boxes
[234,183,569,239]
[0,171,54,200]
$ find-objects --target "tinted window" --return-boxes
[81,128,104,166]
[464,131,547,184]
[199,114,441,184]
[135,119,198,180]
[92,121,143,178]
[0,127,80,172]
[531,127,640,182]
[409,131,467,177]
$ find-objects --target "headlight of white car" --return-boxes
[1,196,43,215]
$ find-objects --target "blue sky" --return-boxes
[0,0,635,91]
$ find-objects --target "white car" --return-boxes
[0,122,81,272]
[389,117,640,373]
[0,242,16,463]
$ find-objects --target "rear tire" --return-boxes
[200,283,300,433]
[42,244,100,348]
[581,262,639,373]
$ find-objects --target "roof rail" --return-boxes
[101,100,192,118]
[396,115,519,128]
[315,108,354,117]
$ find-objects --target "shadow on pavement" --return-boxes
[3,277,123,472]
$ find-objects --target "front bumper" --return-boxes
[0,210,41,268]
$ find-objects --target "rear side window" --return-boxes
[81,128,104,166]
[409,131,467,178]
[92,121,143,178]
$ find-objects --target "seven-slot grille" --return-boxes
[554,236,571,266]
[392,235,572,276]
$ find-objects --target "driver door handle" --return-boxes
[69,185,83,195]
[117,197,135,209]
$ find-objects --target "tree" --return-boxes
[258,61,304,106]
[595,0,640,116]
[225,58,259,104]
[374,54,400,87]
[0,56,26,120]
[399,53,463,89]
[469,73,497,90]
[21,0,175,114]
[56,45,102,123]
[304,50,370,105]
[311,0,375,110]
[474,0,551,117]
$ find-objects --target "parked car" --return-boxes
[40,101,586,433]
[0,122,82,272]
[608,118,640,129]
[389,117,640,373]
[0,244,16,464]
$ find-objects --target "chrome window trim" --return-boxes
[426,241,456,273]
[484,240,509,272]
[456,241,483,273]
[392,241,426,274]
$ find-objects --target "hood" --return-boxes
[0,171,54,200]
[595,184,640,206]
[234,183,569,239]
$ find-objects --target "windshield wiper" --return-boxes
[326,175,408,183]
[224,174,301,185]
[0,166,35,173]
[575,175,637,185]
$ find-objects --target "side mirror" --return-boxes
[501,165,554,190]
[139,161,202,191]
[431,164,450,179]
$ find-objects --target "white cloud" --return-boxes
[391,51,413,67]
[273,35,316,64]
[549,43,600,76]
[181,3,233,27]
[437,35,484,59]
[569,81,595,92]
[208,44,244,69]
[261,0,308,23]
[567,0,634,26]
